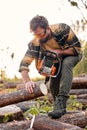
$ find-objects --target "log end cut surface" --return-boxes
[0,105,24,123]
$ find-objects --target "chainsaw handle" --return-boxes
[52,57,61,78]
[43,50,58,60]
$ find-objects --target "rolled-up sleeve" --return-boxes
[19,41,41,72]
[19,42,35,72]
[19,55,34,72]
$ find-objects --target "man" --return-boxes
[19,15,82,118]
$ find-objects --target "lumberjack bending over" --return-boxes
[19,15,82,118]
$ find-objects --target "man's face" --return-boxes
[32,26,51,40]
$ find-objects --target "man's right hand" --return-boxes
[25,81,36,93]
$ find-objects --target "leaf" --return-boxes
[29,107,39,115]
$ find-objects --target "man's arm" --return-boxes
[21,70,30,83]
[19,42,40,93]
[56,48,75,56]
[21,70,36,93]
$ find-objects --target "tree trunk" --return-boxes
[0,116,83,130]
[0,83,47,107]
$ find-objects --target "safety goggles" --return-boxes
[33,28,46,38]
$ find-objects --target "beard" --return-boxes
[39,33,52,44]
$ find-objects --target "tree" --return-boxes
[68,0,87,20]
[67,0,87,34]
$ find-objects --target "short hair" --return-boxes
[30,15,49,31]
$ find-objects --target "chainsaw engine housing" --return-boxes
[39,54,56,76]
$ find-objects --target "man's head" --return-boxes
[30,15,51,40]
[30,15,49,32]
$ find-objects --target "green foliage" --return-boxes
[67,95,83,111]
[0,113,14,123]
[69,1,78,7]
[29,107,39,115]
[68,0,87,9]
[29,97,53,116]
[73,43,87,76]
[24,96,53,119]
[84,126,87,130]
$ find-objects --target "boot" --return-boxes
[48,96,67,118]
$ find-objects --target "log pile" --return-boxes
[1,77,87,90]
[0,77,87,129]
[0,115,84,130]
[0,83,48,107]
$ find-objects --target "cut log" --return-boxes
[77,94,87,99]
[0,81,87,108]
[16,83,25,90]
[57,110,87,128]
[16,101,37,112]
[16,77,87,90]
[68,98,87,105]
[0,120,31,130]
[69,89,87,95]
[0,116,83,130]
[0,105,24,123]
[72,77,87,89]
[75,99,87,105]
[33,115,83,130]
[2,76,87,90]
[3,81,22,89]
[0,83,48,107]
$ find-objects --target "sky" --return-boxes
[0,0,86,78]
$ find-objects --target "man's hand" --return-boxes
[25,81,36,93]
[50,48,74,56]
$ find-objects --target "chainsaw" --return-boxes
[38,51,61,78]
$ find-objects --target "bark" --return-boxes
[57,110,87,128]
[72,77,87,89]
[3,82,22,89]
[0,116,83,130]
[16,77,87,90]
[69,89,87,95]
[33,115,83,130]
[75,99,87,105]
[0,120,31,130]
[2,77,87,90]
[0,83,47,107]
[16,101,37,112]
[0,105,24,123]
[48,92,87,104]
[77,94,87,99]
[68,99,87,105]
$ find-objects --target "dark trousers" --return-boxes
[50,54,82,100]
